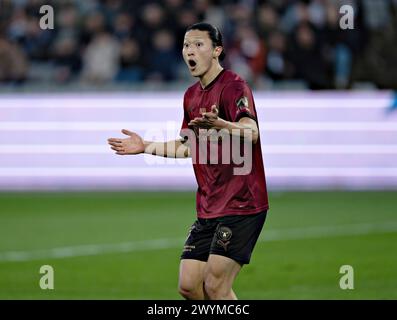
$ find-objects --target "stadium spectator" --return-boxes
[227,24,266,85]
[79,11,107,46]
[146,30,179,82]
[264,30,293,81]
[289,23,331,89]
[80,32,120,83]
[51,36,82,83]
[0,37,29,83]
[112,13,136,41]
[115,37,144,83]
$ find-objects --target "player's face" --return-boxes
[182,30,218,78]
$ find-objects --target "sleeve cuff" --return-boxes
[234,111,257,123]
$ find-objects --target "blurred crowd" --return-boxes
[0,0,397,89]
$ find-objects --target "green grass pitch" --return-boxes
[0,191,396,299]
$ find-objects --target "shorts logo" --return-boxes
[183,245,195,252]
[216,226,232,251]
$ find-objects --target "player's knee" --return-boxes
[178,282,200,300]
[203,274,224,299]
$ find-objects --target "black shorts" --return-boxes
[180,211,267,265]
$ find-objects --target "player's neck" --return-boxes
[199,64,223,89]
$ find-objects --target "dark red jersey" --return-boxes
[180,69,269,219]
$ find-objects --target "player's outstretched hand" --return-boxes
[188,105,223,129]
[107,129,145,155]
[202,104,219,120]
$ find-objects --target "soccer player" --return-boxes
[107,22,269,300]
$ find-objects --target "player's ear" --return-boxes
[213,47,222,59]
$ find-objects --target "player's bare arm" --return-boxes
[108,129,190,157]
[188,105,259,143]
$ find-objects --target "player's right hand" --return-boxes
[107,129,145,155]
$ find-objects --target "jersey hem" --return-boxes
[196,205,269,219]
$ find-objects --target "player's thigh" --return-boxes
[178,259,206,291]
[204,254,241,288]
[179,218,217,290]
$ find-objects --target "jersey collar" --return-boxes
[200,69,226,91]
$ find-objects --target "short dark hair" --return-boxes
[185,22,226,61]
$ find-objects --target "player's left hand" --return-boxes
[188,105,224,129]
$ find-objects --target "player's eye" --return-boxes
[196,42,203,47]
[183,43,189,48]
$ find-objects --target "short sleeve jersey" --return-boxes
[180,69,269,218]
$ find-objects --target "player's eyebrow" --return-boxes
[183,36,206,44]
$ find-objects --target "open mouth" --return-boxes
[188,59,197,68]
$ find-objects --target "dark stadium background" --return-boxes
[0,0,396,299]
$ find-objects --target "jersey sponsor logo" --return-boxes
[236,96,249,110]
[216,226,232,251]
